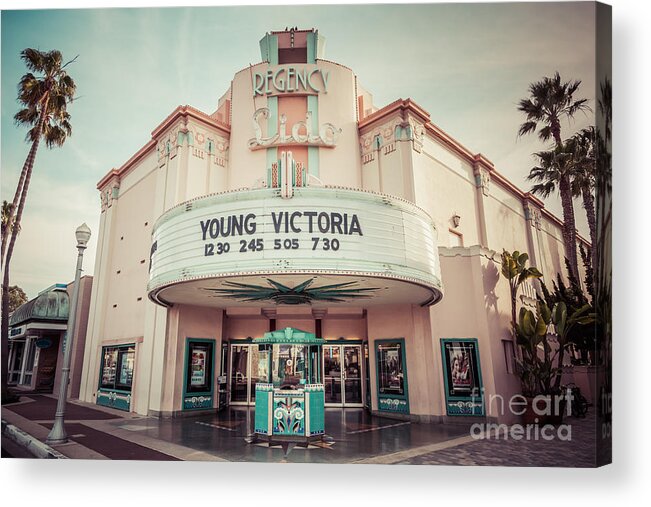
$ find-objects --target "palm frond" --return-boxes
[14,107,39,126]
[518,121,538,137]
[20,48,47,72]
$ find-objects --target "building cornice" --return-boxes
[96,168,121,191]
[151,105,230,139]
[97,105,230,191]
[358,98,430,130]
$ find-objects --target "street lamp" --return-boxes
[46,223,91,444]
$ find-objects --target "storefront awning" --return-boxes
[9,284,69,328]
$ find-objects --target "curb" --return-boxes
[1,419,68,459]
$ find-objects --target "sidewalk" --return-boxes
[2,394,605,465]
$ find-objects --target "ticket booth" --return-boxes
[252,327,326,444]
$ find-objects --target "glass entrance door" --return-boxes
[324,345,342,404]
[324,344,363,407]
[229,345,249,404]
[229,343,268,405]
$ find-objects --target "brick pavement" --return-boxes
[394,411,604,467]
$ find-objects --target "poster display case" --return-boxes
[440,338,484,416]
[375,338,410,414]
[97,344,136,411]
[183,339,215,410]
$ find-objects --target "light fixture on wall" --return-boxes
[452,212,461,228]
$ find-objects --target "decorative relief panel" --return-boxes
[359,119,399,160]
[157,123,230,168]
[359,116,424,163]
[409,118,424,153]
[524,201,542,230]
[473,166,491,196]
[100,180,120,212]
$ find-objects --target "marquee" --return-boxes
[148,186,443,307]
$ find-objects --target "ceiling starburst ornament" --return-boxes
[204,278,377,305]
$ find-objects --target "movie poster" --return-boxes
[191,348,207,386]
[441,339,484,415]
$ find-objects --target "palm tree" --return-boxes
[1,201,19,242]
[517,72,589,280]
[527,144,574,220]
[568,127,597,269]
[1,49,76,403]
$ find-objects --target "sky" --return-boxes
[1,1,597,298]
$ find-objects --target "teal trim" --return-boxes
[259,34,279,64]
[182,338,216,411]
[440,338,485,416]
[269,35,278,65]
[254,386,271,434]
[255,327,325,345]
[97,389,131,411]
[307,389,325,435]
[267,96,278,137]
[375,338,410,414]
[306,32,316,64]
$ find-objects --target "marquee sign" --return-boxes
[252,65,330,97]
[148,187,443,307]
[248,108,341,151]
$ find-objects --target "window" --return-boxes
[272,344,306,387]
[502,340,516,374]
[23,338,38,385]
[8,341,25,384]
[100,345,135,391]
[449,229,463,247]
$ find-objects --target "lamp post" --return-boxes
[46,223,91,444]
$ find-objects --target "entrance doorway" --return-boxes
[323,343,363,407]
[229,343,266,405]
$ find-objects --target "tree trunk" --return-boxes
[1,96,48,403]
[552,122,579,281]
[582,187,597,271]
[0,140,35,269]
[558,174,579,280]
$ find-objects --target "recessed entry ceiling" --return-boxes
[151,273,440,308]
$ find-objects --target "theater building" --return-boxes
[78,28,587,423]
